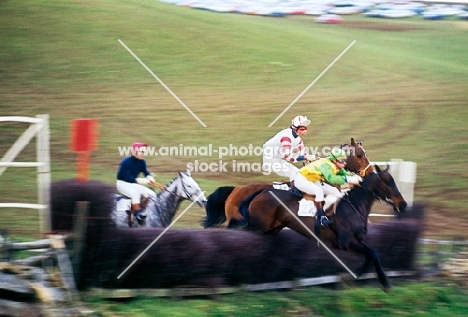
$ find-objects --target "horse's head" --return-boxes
[176,169,207,207]
[341,138,374,177]
[369,165,407,213]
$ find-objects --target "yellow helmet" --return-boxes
[328,148,347,162]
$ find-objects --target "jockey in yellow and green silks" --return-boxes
[294,148,362,226]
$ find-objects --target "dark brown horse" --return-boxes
[235,165,407,292]
[203,138,372,228]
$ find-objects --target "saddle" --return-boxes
[272,181,291,191]
[116,195,150,227]
[298,194,317,217]
[298,192,342,219]
[271,181,339,217]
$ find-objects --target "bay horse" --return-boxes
[203,183,273,228]
[236,164,407,292]
[340,138,375,177]
[203,138,371,228]
[112,170,207,228]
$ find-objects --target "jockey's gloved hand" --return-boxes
[346,175,362,185]
[136,178,150,185]
[296,155,306,162]
[304,154,317,164]
[146,175,156,184]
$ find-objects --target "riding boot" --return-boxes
[314,201,331,227]
[140,196,149,210]
[313,201,322,235]
[318,208,332,227]
[131,203,146,223]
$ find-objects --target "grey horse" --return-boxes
[111,170,207,228]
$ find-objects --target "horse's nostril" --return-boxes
[398,202,407,213]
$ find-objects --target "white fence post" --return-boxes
[37,114,51,232]
[372,159,417,208]
[0,115,51,233]
[394,159,417,208]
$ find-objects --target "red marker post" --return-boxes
[70,119,99,182]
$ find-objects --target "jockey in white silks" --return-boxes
[116,142,158,221]
[262,115,314,181]
[294,148,362,227]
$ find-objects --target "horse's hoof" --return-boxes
[382,286,392,294]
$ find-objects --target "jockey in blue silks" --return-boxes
[116,142,158,221]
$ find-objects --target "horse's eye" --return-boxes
[357,155,362,158]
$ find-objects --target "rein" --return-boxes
[342,191,367,223]
[342,173,394,222]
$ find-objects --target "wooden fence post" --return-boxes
[49,234,78,302]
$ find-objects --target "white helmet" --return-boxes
[291,115,311,128]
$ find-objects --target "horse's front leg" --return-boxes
[350,241,391,293]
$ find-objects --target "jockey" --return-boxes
[116,142,158,221]
[262,115,314,181]
[294,148,362,226]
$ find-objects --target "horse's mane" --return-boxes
[155,176,178,196]
[166,176,178,186]
[155,173,187,198]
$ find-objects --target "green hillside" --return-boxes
[1,0,468,238]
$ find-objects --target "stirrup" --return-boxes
[135,211,146,221]
[320,216,331,227]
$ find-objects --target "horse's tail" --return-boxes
[202,186,236,228]
[229,188,268,228]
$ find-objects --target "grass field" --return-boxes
[1,0,468,238]
[1,1,468,316]
[83,281,468,317]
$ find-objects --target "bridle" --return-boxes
[351,145,372,177]
[359,164,372,177]
[341,141,372,177]
[159,175,197,202]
